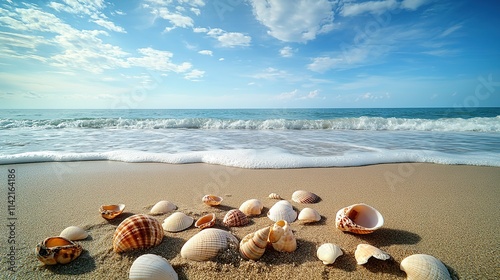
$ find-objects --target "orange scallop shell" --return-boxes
[113,214,164,253]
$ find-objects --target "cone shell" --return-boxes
[298,207,321,223]
[162,212,194,232]
[354,244,391,265]
[195,213,216,229]
[113,214,164,253]
[291,190,320,204]
[202,195,223,206]
[239,226,270,260]
[268,193,282,200]
[400,254,451,280]
[267,200,297,223]
[270,220,296,252]
[181,228,238,261]
[335,203,384,234]
[59,226,88,241]
[223,209,249,227]
[100,203,125,220]
[239,199,263,216]
[129,254,178,280]
[317,243,343,265]
[36,236,83,265]
[150,200,177,215]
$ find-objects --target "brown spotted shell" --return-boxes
[195,213,216,229]
[223,209,249,227]
[100,204,125,220]
[291,190,320,204]
[202,195,223,206]
[36,236,83,265]
[113,214,164,253]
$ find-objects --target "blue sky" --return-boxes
[1,0,499,109]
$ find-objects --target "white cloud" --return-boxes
[93,18,126,33]
[193,27,208,33]
[251,67,290,80]
[279,46,295,58]
[301,89,319,99]
[440,24,462,37]
[184,69,205,80]
[218,58,225,61]
[341,0,431,17]
[205,28,251,48]
[198,50,213,56]
[400,0,430,11]
[276,89,297,100]
[156,7,194,28]
[128,47,192,73]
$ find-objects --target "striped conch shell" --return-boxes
[36,236,83,265]
[291,190,320,204]
[270,220,296,252]
[150,200,177,215]
[354,244,391,265]
[202,195,223,206]
[239,226,271,261]
[223,209,249,227]
[317,243,343,265]
[268,193,282,200]
[239,199,263,216]
[113,214,164,253]
[335,203,384,234]
[400,254,452,280]
[100,203,125,220]
[129,254,178,280]
[59,226,88,241]
[181,228,238,261]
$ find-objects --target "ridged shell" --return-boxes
[354,244,391,265]
[400,254,451,280]
[239,227,270,260]
[239,199,263,216]
[195,213,216,229]
[267,201,297,223]
[223,209,249,227]
[202,195,223,206]
[291,190,320,204]
[129,254,178,280]
[59,226,88,241]
[180,228,238,261]
[335,203,384,234]
[270,220,296,252]
[317,243,343,265]
[298,207,321,223]
[36,236,83,265]
[162,212,194,232]
[100,204,125,220]
[268,193,282,200]
[150,200,177,215]
[113,214,164,253]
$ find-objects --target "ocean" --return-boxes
[1,108,499,168]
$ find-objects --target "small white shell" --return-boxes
[180,228,238,262]
[335,203,384,234]
[59,226,88,241]
[267,201,297,223]
[291,190,320,204]
[400,254,451,280]
[317,243,343,265]
[162,212,194,232]
[150,200,177,215]
[354,244,391,265]
[239,199,263,216]
[298,208,321,223]
[268,193,282,200]
[129,254,178,280]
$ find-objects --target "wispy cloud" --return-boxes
[279,46,296,58]
[205,28,251,48]
[198,50,213,56]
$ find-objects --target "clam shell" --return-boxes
[202,195,223,206]
[195,213,216,229]
[36,236,83,265]
[223,209,249,227]
[150,200,177,215]
[268,193,282,200]
[239,226,270,260]
[298,207,321,223]
[354,244,391,265]
[180,228,238,261]
[59,226,88,241]
[162,212,194,232]
[400,254,451,280]
[335,203,384,234]
[291,190,320,204]
[267,201,297,223]
[270,220,296,252]
[239,199,263,216]
[113,214,164,253]
[129,254,178,280]
[317,243,343,265]
[100,203,125,220]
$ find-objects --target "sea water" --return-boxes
[1,108,499,168]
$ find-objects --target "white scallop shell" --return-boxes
[267,201,297,223]
[268,193,282,200]
[129,254,178,280]
[180,228,238,262]
[150,200,177,215]
[354,244,391,265]
[335,203,384,234]
[162,212,194,233]
[400,254,451,280]
[317,243,343,265]
[298,208,321,223]
[238,199,263,216]
[59,226,88,241]
[291,190,320,204]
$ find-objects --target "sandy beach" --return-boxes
[1,161,499,279]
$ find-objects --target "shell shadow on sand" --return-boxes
[44,250,96,275]
[351,228,421,246]
[259,238,317,265]
[104,212,135,226]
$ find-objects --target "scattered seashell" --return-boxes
[162,212,194,233]
[195,213,216,229]
[335,203,384,234]
[36,236,83,265]
[239,199,263,216]
[180,228,238,262]
[298,207,321,223]
[400,254,451,280]
[100,204,125,220]
[223,209,249,227]
[354,244,391,265]
[129,254,178,280]
[267,200,297,223]
[202,195,223,206]
[113,214,164,253]
[317,243,343,265]
[59,226,88,241]
[150,200,177,215]
[239,226,271,260]
[291,190,320,204]
[268,193,282,200]
[270,220,297,252]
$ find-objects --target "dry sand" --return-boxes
[0,162,499,279]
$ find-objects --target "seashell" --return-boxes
[36,236,83,265]
[194,213,216,229]
[270,220,297,252]
[239,226,270,260]
[59,226,88,241]
[298,207,321,223]
[150,200,177,215]
[268,193,282,200]
[267,201,297,223]
[202,195,223,206]
[223,209,249,227]
[335,203,384,234]
[100,203,125,220]
[113,214,164,253]
[291,190,320,204]
[181,228,238,261]
[239,199,263,216]
[317,243,343,265]
[162,212,194,232]
[129,254,178,280]
[354,244,391,265]
[400,254,451,280]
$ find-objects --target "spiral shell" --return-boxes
[181,228,238,261]
[400,254,451,280]
[36,236,83,265]
[335,203,384,234]
[354,244,391,265]
[268,193,282,200]
[267,200,297,223]
[59,226,88,241]
[291,190,320,204]
[162,212,194,232]
[239,199,263,216]
[317,243,343,265]
[223,209,249,227]
[150,200,177,215]
[129,254,178,280]
[270,220,296,252]
[100,204,125,220]
[113,214,164,253]
[202,195,223,206]
[195,213,216,229]
[239,226,270,260]
[297,207,321,223]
